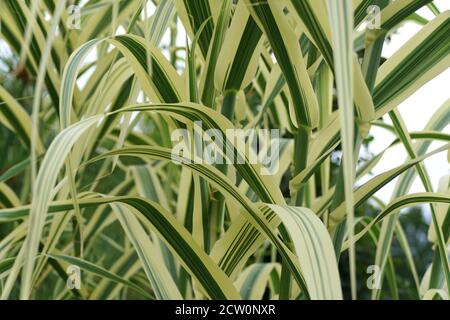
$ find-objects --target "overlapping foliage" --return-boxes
[0,0,449,300]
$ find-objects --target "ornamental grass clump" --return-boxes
[0,0,449,300]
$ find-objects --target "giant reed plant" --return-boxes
[0,0,449,300]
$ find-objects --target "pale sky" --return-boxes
[366,1,450,208]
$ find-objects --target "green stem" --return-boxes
[332,124,363,260]
[293,126,311,206]
[214,90,237,239]
[280,125,311,299]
